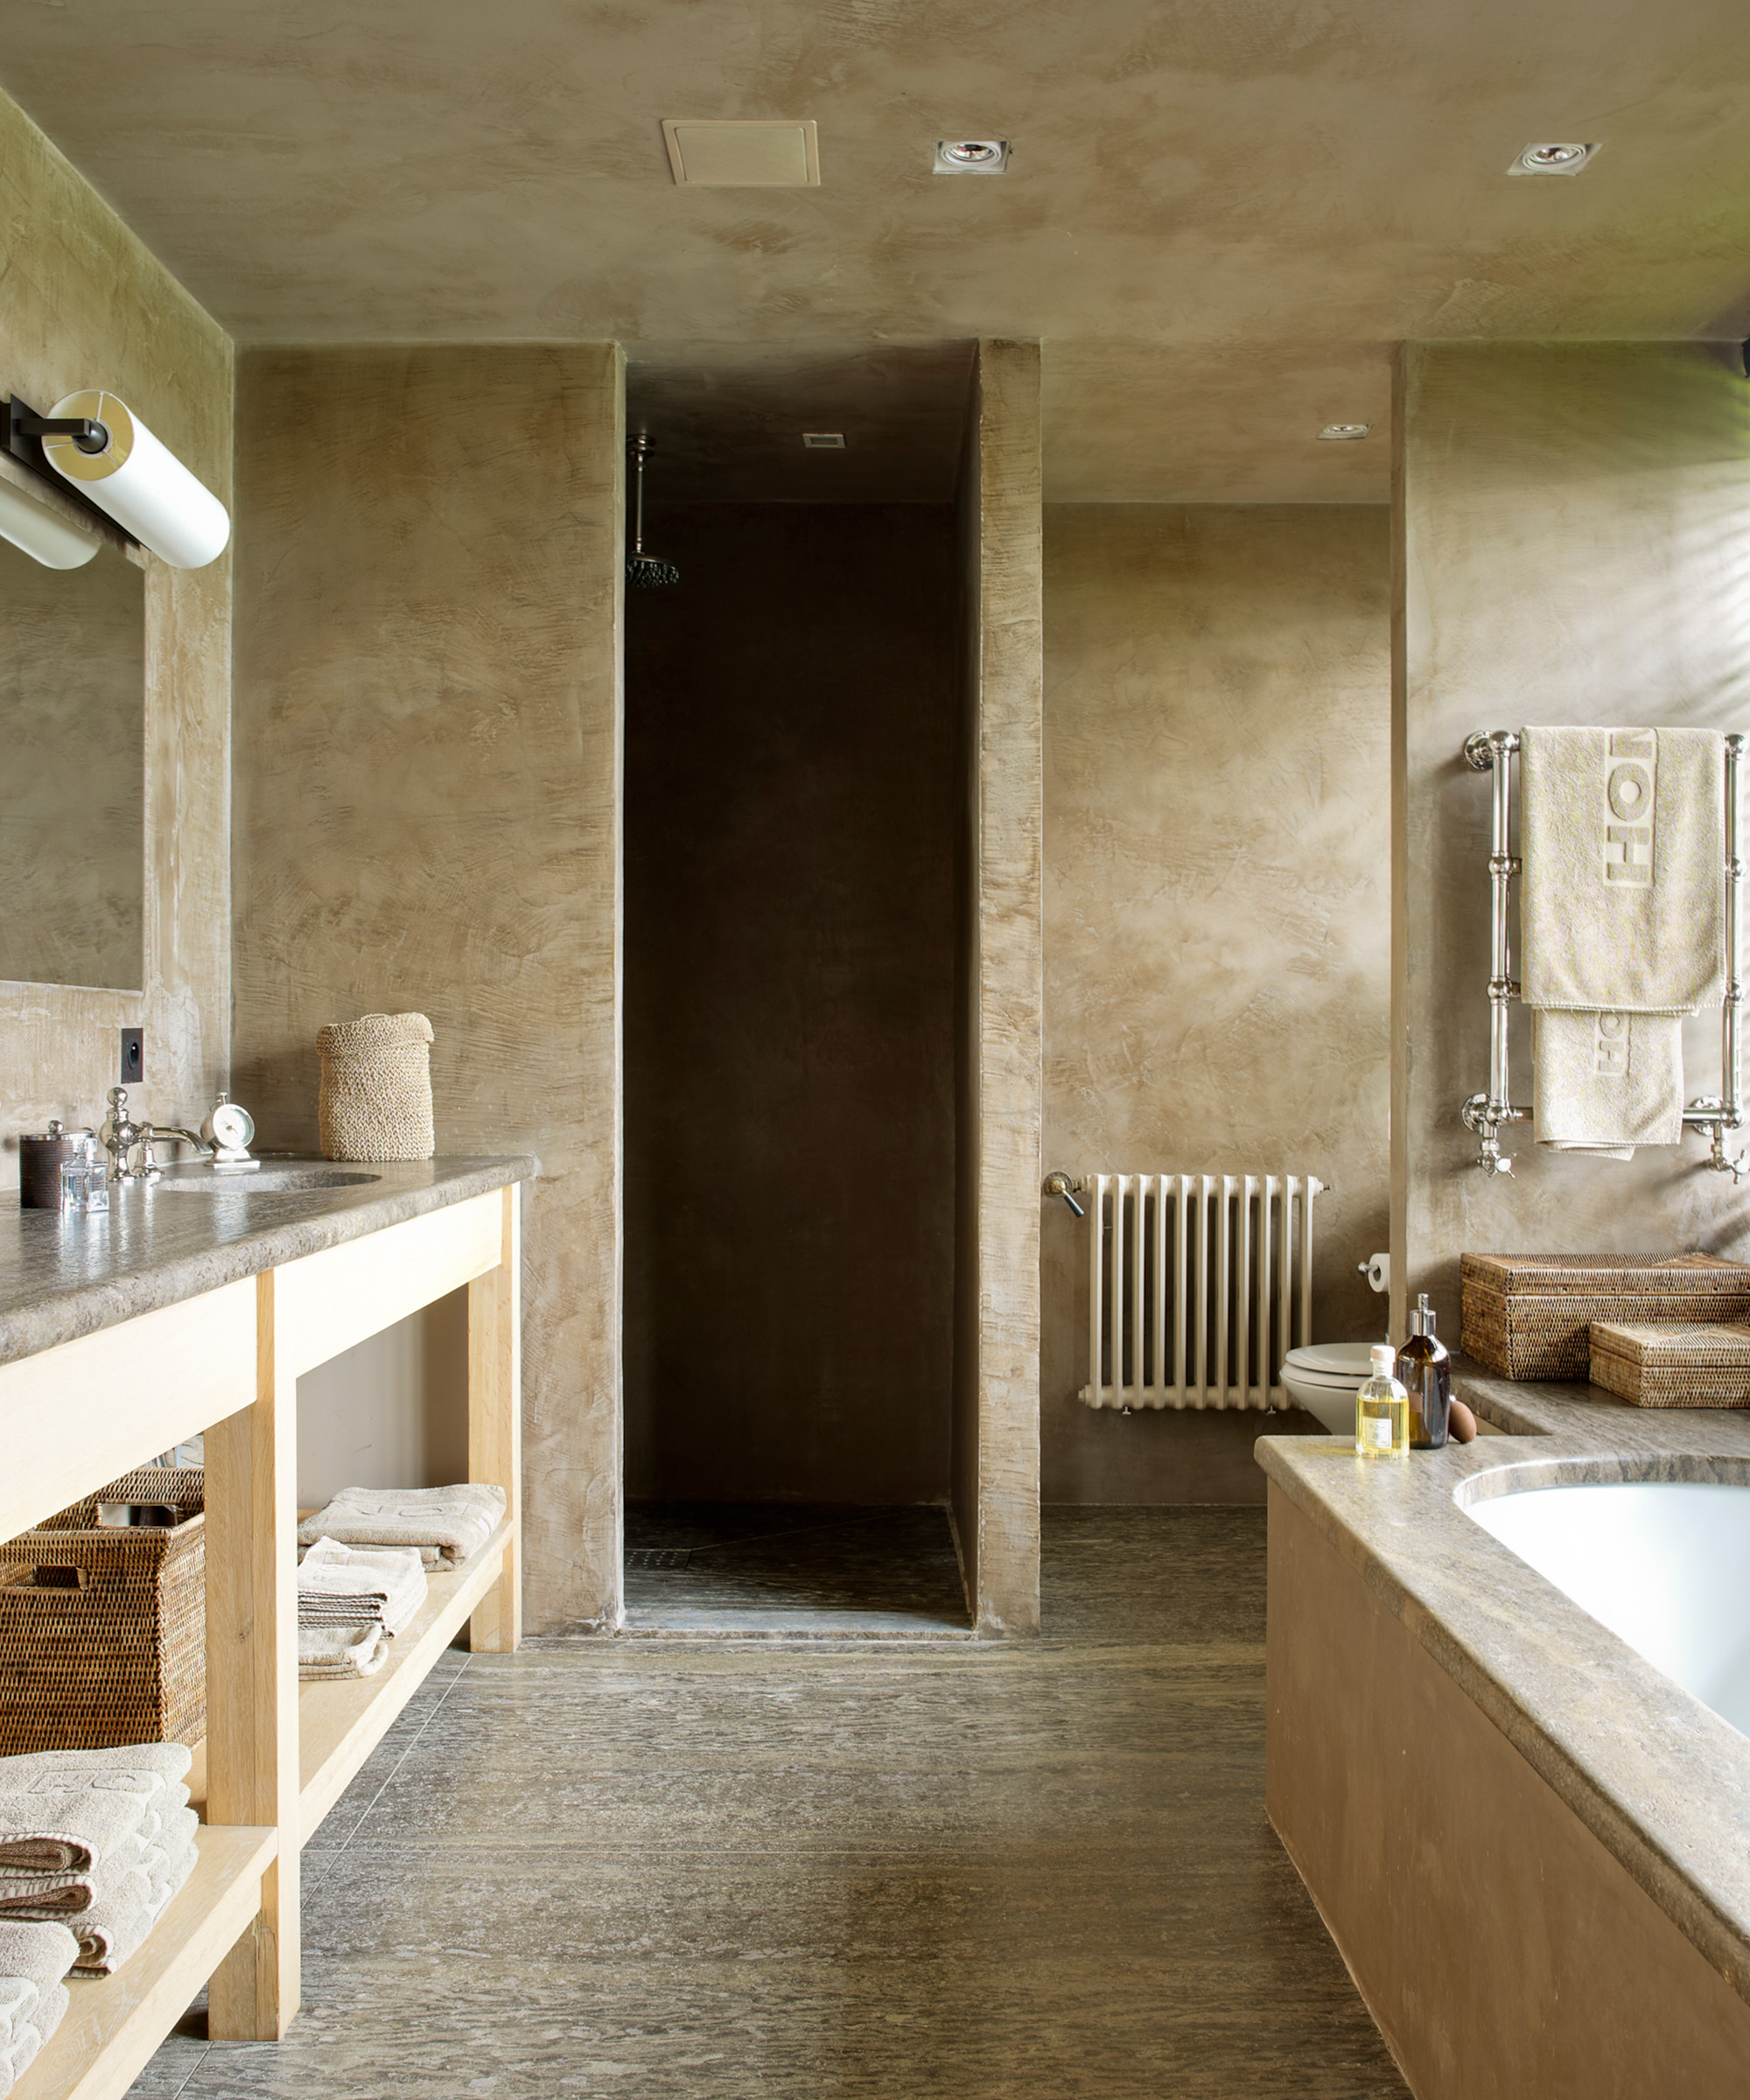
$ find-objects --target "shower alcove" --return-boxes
[620,342,1042,1634]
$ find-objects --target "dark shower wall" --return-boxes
[625,502,959,1504]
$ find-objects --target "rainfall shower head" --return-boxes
[626,434,680,589]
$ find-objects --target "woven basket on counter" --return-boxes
[1589,1321,1750,1407]
[317,1010,435,1162]
[0,1468,204,1754]
[1460,1253,1750,1381]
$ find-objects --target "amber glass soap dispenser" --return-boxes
[1396,1292,1452,1449]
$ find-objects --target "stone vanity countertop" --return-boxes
[1256,1362,1750,2008]
[0,1154,536,1368]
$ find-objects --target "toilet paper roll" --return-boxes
[41,392,229,570]
[1362,1251,1390,1295]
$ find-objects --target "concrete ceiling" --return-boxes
[6,0,1750,502]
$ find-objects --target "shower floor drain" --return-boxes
[626,1548,694,1571]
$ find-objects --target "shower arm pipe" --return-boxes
[1459,729,1746,1178]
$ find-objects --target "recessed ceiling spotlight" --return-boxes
[935,139,1009,174]
[802,432,845,450]
[1508,141,1600,178]
[1317,424,1370,441]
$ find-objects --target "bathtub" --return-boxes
[1464,1474,1750,1738]
[1260,1428,1750,2100]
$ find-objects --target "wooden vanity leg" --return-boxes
[205,1269,301,2040]
[469,1183,522,1652]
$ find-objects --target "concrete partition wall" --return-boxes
[1041,505,1392,1502]
[1392,343,1750,1335]
[232,343,625,1634]
[952,340,1044,1633]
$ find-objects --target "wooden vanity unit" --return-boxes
[0,1156,531,2099]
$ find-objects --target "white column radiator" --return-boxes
[1078,1173,1324,1410]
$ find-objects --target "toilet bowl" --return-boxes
[1280,1341,1379,1435]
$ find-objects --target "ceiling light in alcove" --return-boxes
[802,432,845,449]
[1508,142,1600,177]
[934,139,1009,174]
[1317,424,1370,441]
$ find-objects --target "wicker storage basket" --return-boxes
[317,1011,435,1162]
[1589,1321,1750,1407]
[1461,1253,1750,1381]
[0,1468,204,1754]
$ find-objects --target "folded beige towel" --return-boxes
[298,1537,428,1636]
[1533,1009,1686,1156]
[0,1879,93,1917]
[298,1483,505,1563]
[0,1746,191,1794]
[0,1775,162,1875]
[1521,726,1725,1013]
[1521,725,1725,1156]
[298,1622,389,1680]
[0,1980,31,2046]
[69,1838,196,1978]
[0,2009,46,2090]
[0,1921,76,2016]
[0,1977,70,2089]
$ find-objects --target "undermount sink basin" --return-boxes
[152,1164,382,1194]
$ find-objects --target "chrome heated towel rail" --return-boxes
[1460,729,1746,1177]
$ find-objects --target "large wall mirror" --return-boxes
[0,532,145,990]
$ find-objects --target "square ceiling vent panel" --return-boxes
[662,120,820,187]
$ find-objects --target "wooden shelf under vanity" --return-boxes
[0,1165,528,2093]
[182,1518,515,1839]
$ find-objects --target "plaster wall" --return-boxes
[0,87,232,1185]
[231,342,624,1635]
[953,341,1044,1632]
[623,502,956,1506]
[1392,343,1750,1340]
[1265,1484,1750,2096]
[1041,505,1392,1503]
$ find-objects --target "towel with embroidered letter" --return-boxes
[1520,725,1725,1158]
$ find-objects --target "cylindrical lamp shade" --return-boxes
[0,472,101,569]
[41,392,229,569]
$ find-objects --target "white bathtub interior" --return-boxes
[1466,1480,1750,1738]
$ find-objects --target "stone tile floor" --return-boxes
[129,1508,1405,2096]
[622,1502,970,1636]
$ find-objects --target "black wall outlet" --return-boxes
[120,1026,144,1085]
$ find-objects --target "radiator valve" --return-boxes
[1042,1171,1085,1217]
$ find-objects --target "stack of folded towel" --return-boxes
[0,1745,197,1983]
[297,1482,507,1568]
[0,1922,77,2094]
[297,1536,428,1681]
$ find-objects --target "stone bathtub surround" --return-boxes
[0,1157,533,1368]
[1258,1366,1750,2090]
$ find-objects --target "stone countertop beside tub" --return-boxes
[1256,1360,1750,2007]
[0,1154,536,1366]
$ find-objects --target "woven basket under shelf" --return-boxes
[0,1467,204,1755]
[1460,1253,1750,1381]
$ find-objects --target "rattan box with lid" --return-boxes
[0,1466,203,1754]
[1460,1253,1750,1382]
[1588,1320,1750,1406]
